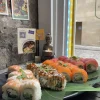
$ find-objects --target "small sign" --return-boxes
[36,29,45,40]
[18,28,36,54]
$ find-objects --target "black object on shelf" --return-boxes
[36,40,39,56]
[35,0,39,57]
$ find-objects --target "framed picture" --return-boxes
[0,0,8,15]
[18,28,36,54]
[11,0,29,20]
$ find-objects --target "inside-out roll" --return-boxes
[27,63,67,90]
[23,70,35,79]
[57,66,72,82]
[24,70,33,75]
[85,58,98,73]
[20,79,42,100]
[8,71,21,78]
[2,80,21,100]
[72,68,88,83]
[7,75,20,82]
[8,65,21,73]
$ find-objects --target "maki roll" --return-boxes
[58,56,69,62]
[20,79,42,100]
[2,80,21,100]
[72,68,88,83]
[8,65,21,73]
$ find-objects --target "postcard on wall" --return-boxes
[11,0,29,20]
[0,0,8,15]
[18,28,36,54]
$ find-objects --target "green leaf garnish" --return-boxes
[63,64,67,67]
[17,69,27,80]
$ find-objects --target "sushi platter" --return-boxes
[1,56,100,100]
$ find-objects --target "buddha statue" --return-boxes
[41,33,54,62]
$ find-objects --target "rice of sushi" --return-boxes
[7,75,20,82]
[24,70,33,75]
[20,79,42,100]
[2,80,21,100]
[23,70,35,79]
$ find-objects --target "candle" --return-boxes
[45,48,52,52]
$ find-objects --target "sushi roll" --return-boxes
[38,69,66,90]
[20,79,42,100]
[23,70,35,79]
[58,56,69,62]
[7,75,19,82]
[24,70,33,76]
[48,72,66,90]
[42,60,54,67]
[43,61,72,82]
[2,80,21,100]
[8,71,21,78]
[57,66,72,82]
[72,68,88,83]
[69,56,85,69]
[8,65,21,73]
[27,63,67,90]
[27,63,39,77]
[51,58,58,63]
[84,58,98,73]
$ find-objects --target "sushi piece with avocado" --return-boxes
[2,80,21,100]
[84,58,98,73]
[27,63,67,90]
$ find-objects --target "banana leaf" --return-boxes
[41,67,100,100]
